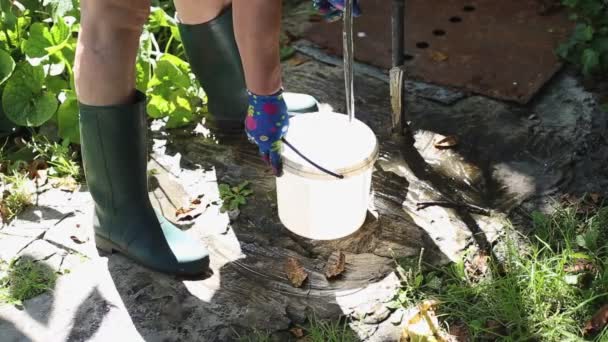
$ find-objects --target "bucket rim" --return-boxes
[282,136,379,180]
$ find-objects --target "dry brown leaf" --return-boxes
[285,257,308,288]
[482,320,507,339]
[28,159,48,179]
[430,51,448,62]
[434,136,458,149]
[584,304,608,336]
[70,235,88,244]
[324,251,346,279]
[290,327,305,338]
[447,322,470,342]
[287,55,310,67]
[176,207,193,217]
[175,196,206,221]
[565,259,598,274]
[52,176,79,192]
[465,252,489,280]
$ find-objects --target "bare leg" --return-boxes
[232,0,282,95]
[174,0,232,25]
[74,0,150,105]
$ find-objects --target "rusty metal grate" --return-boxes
[302,0,573,103]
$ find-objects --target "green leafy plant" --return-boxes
[218,181,253,213]
[0,257,57,305]
[557,0,608,76]
[0,0,207,147]
[28,135,81,179]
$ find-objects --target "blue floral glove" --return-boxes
[245,90,289,177]
[312,0,362,22]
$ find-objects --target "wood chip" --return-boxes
[324,251,346,279]
[434,136,458,149]
[285,257,308,288]
[584,304,608,336]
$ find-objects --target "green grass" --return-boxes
[234,329,271,342]
[234,315,357,342]
[0,172,32,221]
[0,257,57,305]
[306,315,358,342]
[394,203,608,341]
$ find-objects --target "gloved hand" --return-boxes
[245,90,289,177]
[312,0,362,22]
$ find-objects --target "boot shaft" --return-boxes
[79,91,151,215]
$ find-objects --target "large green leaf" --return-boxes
[149,59,190,89]
[166,92,195,128]
[57,91,80,143]
[1,63,58,127]
[23,23,54,58]
[0,49,15,85]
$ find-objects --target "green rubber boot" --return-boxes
[79,91,210,276]
[178,7,318,131]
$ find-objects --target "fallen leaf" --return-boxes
[434,136,458,149]
[481,320,507,339]
[70,236,88,244]
[51,176,79,192]
[324,251,346,279]
[584,304,608,336]
[285,257,308,288]
[565,259,598,274]
[290,327,305,338]
[28,159,48,179]
[430,51,448,62]
[287,54,310,67]
[175,207,193,217]
[447,322,470,342]
[175,196,206,221]
[465,252,489,280]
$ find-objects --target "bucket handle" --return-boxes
[281,138,345,179]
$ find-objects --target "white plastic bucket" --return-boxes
[276,112,379,240]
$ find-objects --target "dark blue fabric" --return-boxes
[245,90,289,176]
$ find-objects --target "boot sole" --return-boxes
[95,234,210,277]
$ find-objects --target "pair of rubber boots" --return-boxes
[80,8,317,276]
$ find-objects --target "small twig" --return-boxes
[416,201,491,216]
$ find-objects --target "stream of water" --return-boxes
[343,0,355,122]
